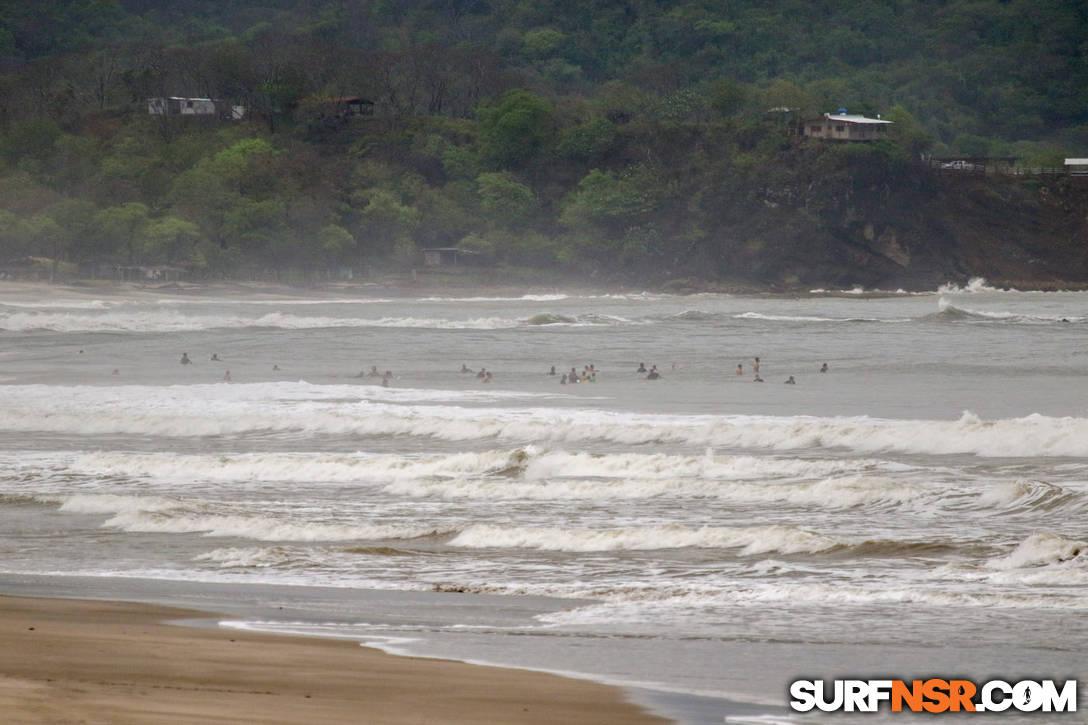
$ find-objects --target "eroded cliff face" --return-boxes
[697,147,1088,291]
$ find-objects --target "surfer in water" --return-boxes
[785,375,796,384]
[180,353,192,365]
[819,362,828,373]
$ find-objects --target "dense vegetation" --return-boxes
[0,0,1085,285]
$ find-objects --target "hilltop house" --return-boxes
[802,110,892,141]
[147,97,245,120]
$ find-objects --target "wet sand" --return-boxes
[0,595,667,724]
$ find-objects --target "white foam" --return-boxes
[0,299,112,309]
[733,312,903,323]
[937,276,1004,294]
[986,532,1087,570]
[195,546,308,568]
[45,448,927,508]
[447,523,844,554]
[935,297,1080,323]
[3,385,1088,458]
[417,294,571,302]
[0,310,527,332]
[47,492,449,542]
[57,493,184,514]
[103,508,448,542]
[64,448,531,484]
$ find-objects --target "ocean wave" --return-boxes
[0,299,112,310]
[448,523,845,554]
[975,480,1080,512]
[937,277,1005,294]
[195,545,313,568]
[53,492,452,541]
[537,579,1088,619]
[0,308,643,332]
[153,298,396,306]
[931,297,1083,324]
[44,448,922,508]
[0,310,530,332]
[524,312,633,326]
[733,312,904,323]
[4,385,1088,458]
[525,312,577,325]
[986,532,1086,570]
[418,294,571,302]
[384,470,929,509]
[0,493,51,507]
[809,286,912,295]
[668,309,718,321]
[61,448,535,484]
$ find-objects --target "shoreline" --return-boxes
[0,592,670,724]
[5,275,1088,301]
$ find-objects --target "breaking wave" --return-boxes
[39,448,938,509]
[3,384,1088,458]
[734,312,901,323]
[987,532,1087,570]
[448,523,845,553]
[931,297,1084,324]
[0,310,530,332]
[54,493,450,541]
[937,277,1005,294]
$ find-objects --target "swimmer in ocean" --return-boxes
[785,375,795,384]
[180,353,192,365]
[819,363,828,373]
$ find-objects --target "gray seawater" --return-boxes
[1,281,1085,723]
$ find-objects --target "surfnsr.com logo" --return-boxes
[789,679,1077,713]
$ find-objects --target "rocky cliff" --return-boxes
[693,145,1088,291]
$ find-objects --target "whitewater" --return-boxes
[0,281,1085,723]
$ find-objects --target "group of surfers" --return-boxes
[176,351,829,387]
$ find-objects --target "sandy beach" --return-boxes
[0,595,667,724]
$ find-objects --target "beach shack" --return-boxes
[802,110,892,141]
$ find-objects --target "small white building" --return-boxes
[802,111,892,141]
[1064,159,1088,174]
[147,97,245,120]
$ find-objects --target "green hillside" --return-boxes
[1,0,1086,288]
